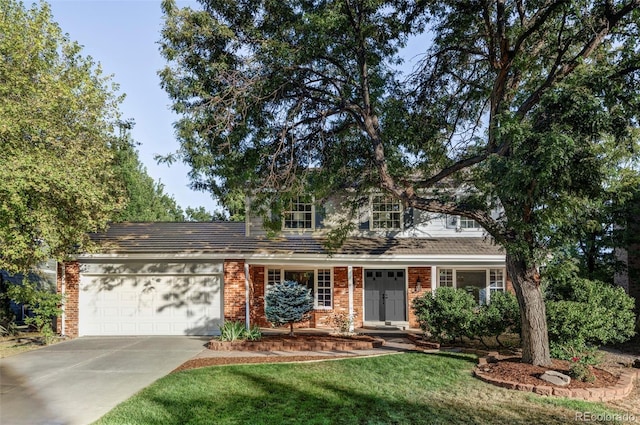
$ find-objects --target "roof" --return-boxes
[86,222,504,257]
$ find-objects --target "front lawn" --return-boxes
[95,353,626,425]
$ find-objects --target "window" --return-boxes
[489,269,505,301]
[371,195,402,230]
[459,216,482,229]
[439,269,453,287]
[446,215,482,230]
[283,197,314,230]
[266,268,332,309]
[437,268,506,304]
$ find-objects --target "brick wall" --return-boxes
[56,261,79,338]
[408,267,431,328]
[246,266,365,330]
[249,265,268,326]
[223,260,247,322]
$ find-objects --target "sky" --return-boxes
[48,0,216,212]
[47,0,426,214]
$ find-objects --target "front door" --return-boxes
[364,269,406,322]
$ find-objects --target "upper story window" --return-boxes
[283,197,314,230]
[446,215,482,230]
[459,216,482,229]
[371,195,402,230]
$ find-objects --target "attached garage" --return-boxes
[78,259,223,336]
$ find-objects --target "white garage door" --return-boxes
[78,260,223,336]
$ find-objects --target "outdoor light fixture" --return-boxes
[415,277,422,292]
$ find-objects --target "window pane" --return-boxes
[283,197,313,229]
[459,216,481,229]
[284,270,314,294]
[371,195,402,229]
[317,269,332,308]
[456,270,487,304]
[439,269,453,287]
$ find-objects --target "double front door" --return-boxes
[364,269,406,322]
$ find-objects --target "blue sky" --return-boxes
[49,0,216,212]
[48,0,426,214]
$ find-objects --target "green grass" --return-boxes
[95,353,627,425]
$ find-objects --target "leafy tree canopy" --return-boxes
[0,0,125,274]
[160,0,640,365]
[111,120,185,222]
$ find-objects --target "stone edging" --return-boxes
[474,353,640,402]
[208,335,385,351]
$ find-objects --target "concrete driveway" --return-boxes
[0,336,208,425]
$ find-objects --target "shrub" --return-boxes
[546,277,636,356]
[8,280,63,345]
[265,280,314,336]
[244,324,262,341]
[412,287,476,343]
[474,291,521,346]
[219,321,247,341]
[219,321,262,341]
[329,311,357,334]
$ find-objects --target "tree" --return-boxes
[159,0,640,365]
[264,280,314,336]
[0,0,125,274]
[111,120,185,222]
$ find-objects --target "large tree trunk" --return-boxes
[506,253,551,366]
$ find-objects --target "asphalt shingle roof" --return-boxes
[87,222,504,257]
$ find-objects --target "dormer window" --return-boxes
[371,195,402,230]
[283,197,314,230]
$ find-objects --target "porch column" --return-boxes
[348,266,354,332]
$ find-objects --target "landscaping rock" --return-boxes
[540,371,571,386]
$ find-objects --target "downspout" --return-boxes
[348,266,354,332]
[244,262,250,331]
[60,263,66,336]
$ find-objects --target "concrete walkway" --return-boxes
[0,336,208,425]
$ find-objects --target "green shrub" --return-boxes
[219,321,247,341]
[8,280,63,344]
[265,280,314,336]
[546,278,636,355]
[474,291,521,345]
[244,324,263,341]
[219,321,263,341]
[412,287,477,342]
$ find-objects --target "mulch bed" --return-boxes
[480,357,620,389]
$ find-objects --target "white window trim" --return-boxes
[281,197,315,231]
[369,194,403,231]
[436,267,506,304]
[265,266,333,309]
[445,215,483,231]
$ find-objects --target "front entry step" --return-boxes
[362,321,410,331]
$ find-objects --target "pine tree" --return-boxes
[265,281,314,336]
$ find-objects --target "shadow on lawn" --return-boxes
[126,357,591,425]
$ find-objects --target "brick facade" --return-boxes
[407,267,432,328]
[223,259,247,322]
[56,261,79,338]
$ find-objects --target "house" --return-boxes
[56,195,507,338]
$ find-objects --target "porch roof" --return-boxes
[87,222,504,257]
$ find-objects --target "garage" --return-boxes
[77,260,223,336]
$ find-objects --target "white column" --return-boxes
[348,266,354,332]
[244,262,250,330]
